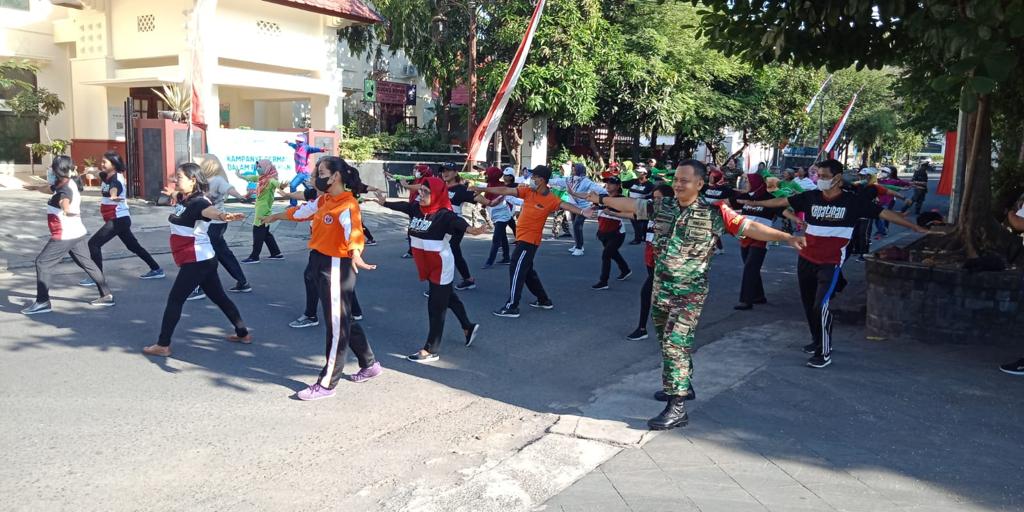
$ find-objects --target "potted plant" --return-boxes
[152,82,191,122]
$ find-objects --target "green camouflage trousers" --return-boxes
[652,292,707,396]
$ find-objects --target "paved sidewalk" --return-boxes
[543,326,1024,512]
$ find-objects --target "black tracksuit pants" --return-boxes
[158,258,247,346]
[486,220,512,265]
[638,265,654,330]
[309,250,375,389]
[248,224,282,260]
[597,231,630,283]
[424,281,473,354]
[505,242,550,309]
[797,256,841,359]
[303,250,362,320]
[571,213,586,249]
[739,245,768,304]
[206,222,247,285]
[630,218,648,243]
[35,237,111,302]
[88,216,160,271]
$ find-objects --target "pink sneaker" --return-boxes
[350,362,382,383]
[297,383,335,401]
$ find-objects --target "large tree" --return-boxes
[694,0,1024,258]
[478,0,602,170]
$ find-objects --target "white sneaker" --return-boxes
[568,247,576,253]
[570,248,584,256]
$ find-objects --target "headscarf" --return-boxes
[409,164,434,202]
[746,171,766,194]
[484,166,503,201]
[255,159,278,197]
[572,163,587,177]
[418,176,452,215]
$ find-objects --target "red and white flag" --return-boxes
[188,0,217,128]
[467,0,546,163]
[819,90,859,156]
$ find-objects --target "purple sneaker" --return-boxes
[296,383,336,401]
[350,362,382,383]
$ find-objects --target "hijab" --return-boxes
[256,159,278,197]
[418,176,452,215]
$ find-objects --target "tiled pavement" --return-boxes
[544,326,1024,512]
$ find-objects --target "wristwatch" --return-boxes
[598,195,605,206]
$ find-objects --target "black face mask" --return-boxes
[314,175,331,192]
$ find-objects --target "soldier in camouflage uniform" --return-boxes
[589,159,804,431]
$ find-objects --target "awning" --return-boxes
[80,76,182,88]
[262,0,384,24]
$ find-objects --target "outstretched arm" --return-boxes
[737,196,790,208]
[880,209,931,233]
[1008,209,1024,232]
[585,192,638,214]
[472,185,520,197]
[742,221,805,250]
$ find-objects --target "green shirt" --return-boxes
[242,175,278,226]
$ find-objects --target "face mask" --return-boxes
[529,178,538,190]
[314,175,331,192]
[414,171,422,179]
[817,178,835,192]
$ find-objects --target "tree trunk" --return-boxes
[504,124,524,173]
[726,129,749,165]
[438,89,451,144]
[944,94,1014,258]
[587,130,607,169]
[649,124,659,158]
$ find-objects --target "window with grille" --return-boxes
[0,68,40,164]
[137,14,155,33]
[0,0,30,11]
[256,20,281,37]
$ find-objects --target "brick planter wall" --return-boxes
[866,258,1023,345]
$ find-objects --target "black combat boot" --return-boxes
[648,395,689,430]
[653,386,696,402]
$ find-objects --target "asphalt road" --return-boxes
[0,179,949,511]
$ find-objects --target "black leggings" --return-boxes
[35,237,111,302]
[88,216,160,271]
[363,223,375,243]
[206,222,247,285]
[638,265,654,330]
[597,230,630,283]
[158,258,247,346]
[449,230,472,280]
[248,224,281,259]
[424,281,473,354]
[486,220,512,264]
[310,251,376,388]
[303,250,362,319]
[739,245,768,304]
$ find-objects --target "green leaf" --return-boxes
[930,75,961,92]
[971,76,997,94]
[978,25,992,40]
[983,53,1017,81]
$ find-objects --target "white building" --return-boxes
[1,0,438,174]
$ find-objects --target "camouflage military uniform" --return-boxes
[636,197,749,396]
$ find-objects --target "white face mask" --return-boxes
[414,171,422,179]
[46,169,57,186]
[817,177,835,192]
[528,178,538,190]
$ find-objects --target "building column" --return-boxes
[521,116,548,169]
